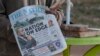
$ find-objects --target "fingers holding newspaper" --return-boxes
[45,8,64,26]
[40,0,65,26]
[50,0,65,10]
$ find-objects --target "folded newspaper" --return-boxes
[9,5,67,56]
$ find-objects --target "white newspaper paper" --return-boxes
[9,5,67,56]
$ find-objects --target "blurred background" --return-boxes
[62,0,100,28]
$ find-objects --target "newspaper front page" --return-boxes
[9,5,67,56]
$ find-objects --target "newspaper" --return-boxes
[9,5,67,56]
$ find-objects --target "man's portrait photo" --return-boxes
[16,27,37,50]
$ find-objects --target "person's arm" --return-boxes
[0,0,16,43]
[0,0,10,39]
